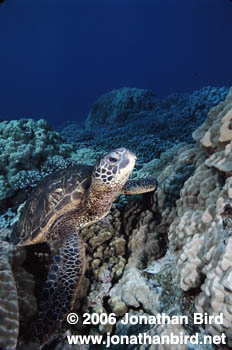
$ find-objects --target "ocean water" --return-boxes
[0,0,231,127]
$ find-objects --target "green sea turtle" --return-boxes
[13,148,157,346]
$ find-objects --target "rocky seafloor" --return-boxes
[1,86,232,350]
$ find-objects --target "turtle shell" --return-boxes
[13,165,93,245]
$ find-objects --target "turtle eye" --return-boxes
[109,157,118,163]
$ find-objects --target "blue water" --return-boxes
[0,0,231,127]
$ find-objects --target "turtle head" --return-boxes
[80,148,136,223]
[92,148,136,192]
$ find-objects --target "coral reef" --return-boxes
[84,87,232,349]
[72,206,127,316]
[0,119,73,210]
[60,86,229,166]
[85,87,158,129]
[2,86,232,349]
[85,86,228,130]
[168,88,232,344]
[0,208,17,231]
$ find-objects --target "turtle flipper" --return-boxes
[121,177,157,195]
[28,229,85,346]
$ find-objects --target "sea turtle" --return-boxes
[13,148,157,346]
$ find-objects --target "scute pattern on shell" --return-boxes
[13,165,93,244]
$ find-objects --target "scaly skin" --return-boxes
[34,227,85,345]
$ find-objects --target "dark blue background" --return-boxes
[0,0,231,126]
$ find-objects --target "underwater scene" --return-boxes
[0,0,232,349]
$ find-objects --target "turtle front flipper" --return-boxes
[27,228,85,347]
[121,177,157,195]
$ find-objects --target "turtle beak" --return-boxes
[119,149,136,176]
[128,150,137,161]
[128,151,137,165]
